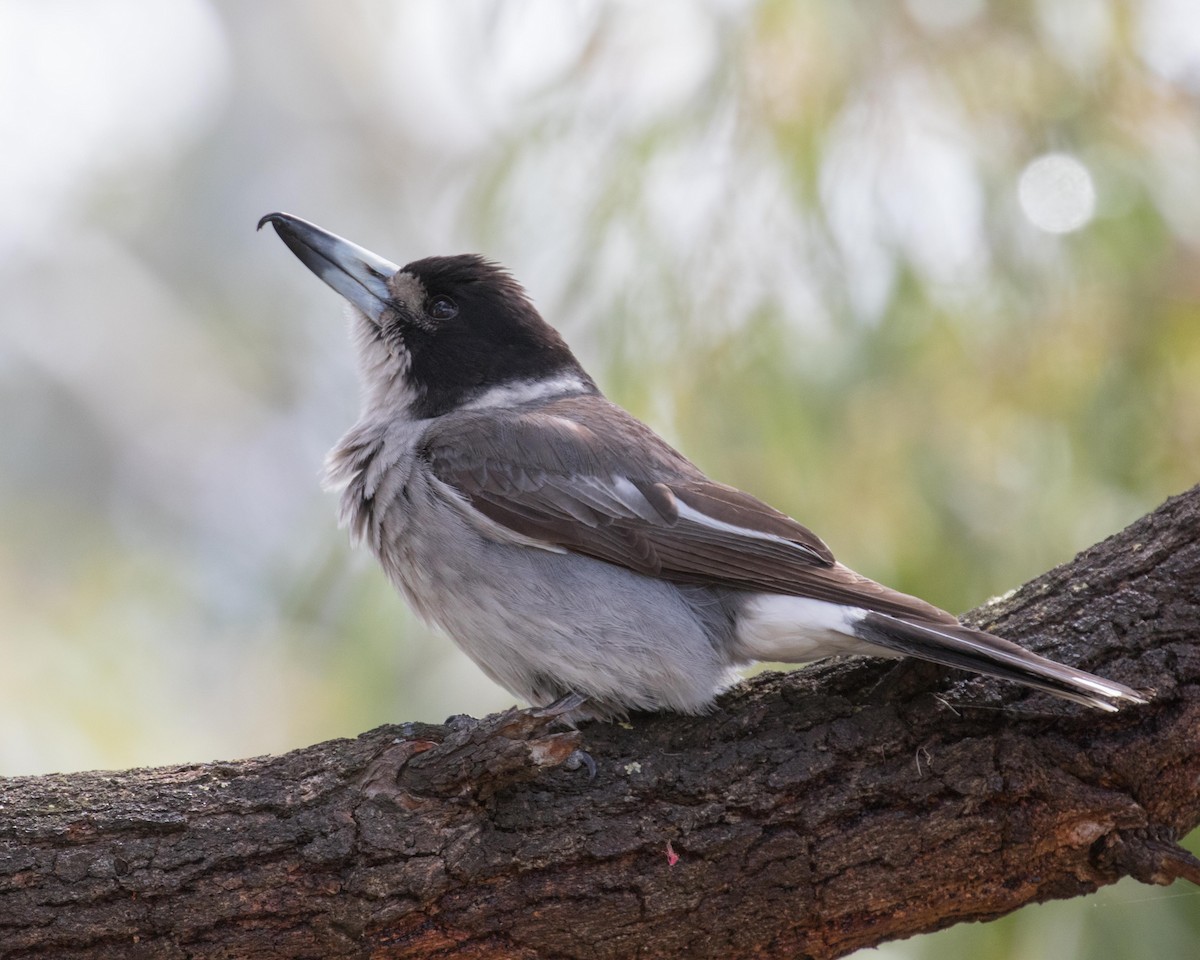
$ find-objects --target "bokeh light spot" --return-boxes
[1018,153,1097,234]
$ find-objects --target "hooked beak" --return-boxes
[258,212,399,323]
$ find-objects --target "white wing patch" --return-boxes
[605,476,668,522]
[673,499,819,557]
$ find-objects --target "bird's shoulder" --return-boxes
[420,392,699,479]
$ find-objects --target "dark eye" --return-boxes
[428,296,458,321]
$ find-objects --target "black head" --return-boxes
[393,255,592,417]
[259,212,594,418]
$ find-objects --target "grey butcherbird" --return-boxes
[258,211,1147,719]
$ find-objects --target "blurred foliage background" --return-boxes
[1,0,1198,956]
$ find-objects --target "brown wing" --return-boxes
[422,396,955,623]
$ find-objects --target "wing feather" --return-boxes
[422,396,955,624]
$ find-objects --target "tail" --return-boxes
[854,611,1149,712]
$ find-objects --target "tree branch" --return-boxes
[2,486,1198,960]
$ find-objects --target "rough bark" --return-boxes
[1,486,1198,960]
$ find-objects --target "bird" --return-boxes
[258,211,1147,721]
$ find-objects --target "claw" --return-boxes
[564,748,598,781]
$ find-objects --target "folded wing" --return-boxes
[421,398,956,625]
